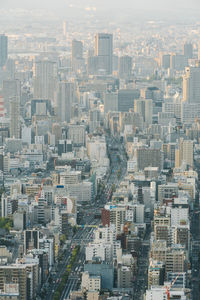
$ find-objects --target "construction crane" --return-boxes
[36,178,46,202]
[165,273,180,300]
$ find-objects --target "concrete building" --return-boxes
[60,170,81,185]
[68,124,85,146]
[84,262,114,290]
[67,182,93,203]
[148,260,165,288]
[117,265,132,288]
[81,272,101,291]
[0,265,27,300]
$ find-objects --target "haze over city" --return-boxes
[0,1,200,300]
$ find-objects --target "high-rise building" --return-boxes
[170,54,187,71]
[104,92,118,114]
[57,81,74,123]
[67,124,85,146]
[117,89,140,112]
[63,21,67,37]
[175,138,194,168]
[0,34,8,67]
[9,97,20,139]
[134,98,153,126]
[33,60,57,102]
[89,109,101,133]
[94,33,113,74]
[3,79,21,116]
[136,148,163,171]
[0,265,27,300]
[159,53,170,69]
[24,230,39,253]
[71,40,83,72]
[183,43,193,59]
[183,61,200,103]
[72,40,83,61]
[119,55,132,78]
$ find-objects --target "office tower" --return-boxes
[94,33,113,74]
[170,54,187,71]
[9,97,20,139]
[175,139,194,168]
[57,81,74,123]
[117,89,140,112]
[72,40,83,61]
[134,98,153,126]
[119,55,132,78]
[33,60,57,102]
[52,123,62,145]
[181,102,200,124]
[0,34,8,67]
[183,61,200,103]
[159,53,170,69]
[136,148,163,171]
[71,39,83,72]
[13,210,26,230]
[3,79,21,116]
[89,109,101,133]
[183,43,193,59]
[63,21,67,36]
[104,92,118,114]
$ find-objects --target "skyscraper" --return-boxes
[0,34,8,68]
[57,81,74,123]
[94,33,113,75]
[134,98,153,126]
[175,139,194,168]
[63,21,67,37]
[72,40,83,61]
[71,40,83,72]
[3,79,21,116]
[119,56,132,78]
[183,43,193,59]
[33,60,57,102]
[9,97,20,139]
[183,61,200,103]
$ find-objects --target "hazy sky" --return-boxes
[1,0,200,11]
